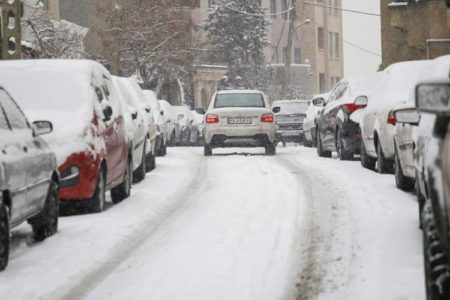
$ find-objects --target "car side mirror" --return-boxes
[272,106,281,113]
[195,108,206,115]
[103,105,113,122]
[312,98,325,107]
[160,110,164,116]
[131,111,138,120]
[416,83,450,115]
[354,95,368,107]
[395,109,420,126]
[145,105,151,113]
[32,120,53,137]
[178,114,184,121]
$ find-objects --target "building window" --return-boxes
[270,0,277,19]
[294,48,301,64]
[319,73,326,93]
[318,27,325,49]
[328,32,339,59]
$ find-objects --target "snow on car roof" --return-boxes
[416,55,450,83]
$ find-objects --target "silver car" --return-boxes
[198,90,276,156]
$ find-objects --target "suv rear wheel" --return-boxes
[377,142,394,174]
[0,201,9,271]
[317,129,332,158]
[361,141,376,170]
[204,144,212,156]
[265,143,276,156]
[336,128,353,161]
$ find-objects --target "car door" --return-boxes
[0,89,38,222]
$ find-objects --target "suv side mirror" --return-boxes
[131,111,138,120]
[272,106,281,114]
[195,108,206,115]
[354,95,368,106]
[103,105,113,122]
[32,120,53,137]
[416,83,450,115]
[312,98,325,107]
[145,105,151,113]
[160,110,165,116]
[395,109,420,126]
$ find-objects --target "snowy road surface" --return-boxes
[0,147,424,300]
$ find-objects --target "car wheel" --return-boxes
[361,141,376,170]
[336,128,353,161]
[0,201,9,271]
[304,135,313,148]
[312,127,318,147]
[145,148,156,172]
[29,179,59,242]
[111,155,132,204]
[317,129,332,158]
[422,200,450,300]
[133,143,146,183]
[377,142,394,174]
[265,143,276,156]
[87,168,106,214]
[394,148,414,191]
[168,131,176,146]
[204,144,212,156]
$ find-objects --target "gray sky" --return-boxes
[342,0,382,77]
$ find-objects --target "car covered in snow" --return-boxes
[191,110,205,145]
[303,94,329,148]
[0,86,59,271]
[410,55,450,300]
[315,74,381,160]
[271,99,309,147]
[198,90,276,156]
[173,106,194,146]
[143,90,168,156]
[0,60,132,213]
[360,61,429,173]
[159,100,180,146]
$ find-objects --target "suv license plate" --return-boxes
[228,117,252,124]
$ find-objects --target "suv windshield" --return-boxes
[214,93,265,108]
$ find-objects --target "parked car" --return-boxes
[198,90,276,156]
[315,74,381,160]
[0,86,59,271]
[0,60,132,213]
[173,106,194,146]
[143,90,168,156]
[409,56,450,300]
[360,61,429,173]
[191,110,205,145]
[271,99,310,147]
[303,93,329,148]
[159,100,180,146]
[112,77,149,182]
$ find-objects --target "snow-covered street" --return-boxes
[0,146,424,300]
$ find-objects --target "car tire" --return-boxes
[265,143,276,156]
[422,200,450,300]
[0,201,9,272]
[133,143,146,183]
[394,148,414,191]
[317,129,332,158]
[312,127,318,147]
[204,144,212,156]
[377,142,394,174]
[87,168,106,214]
[304,136,313,148]
[145,148,156,172]
[361,141,376,170]
[28,179,59,242]
[336,128,353,161]
[111,155,132,204]
[168,131,176,146]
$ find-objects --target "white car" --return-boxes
[142,90,168,156]
[173,105,195,146]
[199,90,276,156]
[360,61,429,173]
[303,93,329,148]
[159,100,180,146]
[112,77,149,183]
[191,110,205,144]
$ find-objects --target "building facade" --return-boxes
[380,0,450,69]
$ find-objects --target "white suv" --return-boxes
[198,90,276,156]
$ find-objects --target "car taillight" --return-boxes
[206,114,219,124]
[261,113,274,123]
[344,103,365,114]
[387,111,396,126]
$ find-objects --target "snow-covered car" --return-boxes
[191,110,205,145]
[360,61,429,173]
[0,87,59,271]
[198,90,276,156]
[410,55,450,299]
[0,60,131,213]
[159,100,180,146]
[173,105,194,146]
[112,77,150,182]
[271,99,309,147]
[393,107,419,191]
[316,74,381,160]
[143,90,168,156]
[303,93,329,148]
[123,79,158,172]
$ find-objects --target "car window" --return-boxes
[214,93,265,108]
[335,83,348,100]
[0,105,9,130]
[0,89,29,130]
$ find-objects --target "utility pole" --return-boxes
[282,0,296,98]
[1,0,22,60]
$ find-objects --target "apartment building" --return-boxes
[380,0,450,69]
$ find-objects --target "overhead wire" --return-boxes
[212,0,293,17]
[303,1,380,17]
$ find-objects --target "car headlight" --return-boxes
[60,165,80,188]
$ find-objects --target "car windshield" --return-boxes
[273,102,309,115]
[214,93,265,108]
